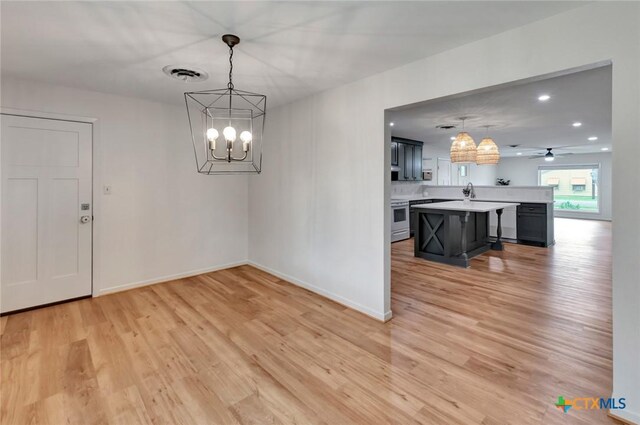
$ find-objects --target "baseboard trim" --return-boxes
[609,409,640,424]
[248,261,390,322]
[96,260,248,296]
[94,260,392,323]
[554,213,612,222]
[382,310,393,322]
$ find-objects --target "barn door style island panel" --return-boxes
[412,201,520,268]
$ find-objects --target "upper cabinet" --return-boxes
[413,144,423,180]
[392,137,423,181]
[402,143,413,180]
[391,141,399,167]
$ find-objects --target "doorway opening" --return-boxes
[384,62,614,422]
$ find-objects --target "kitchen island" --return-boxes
[412,201,519,267]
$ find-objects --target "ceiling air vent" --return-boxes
[436,124,456,130]
[162,65,208,82]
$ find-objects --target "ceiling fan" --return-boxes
[527,147,573,161]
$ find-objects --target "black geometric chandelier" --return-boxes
[184,34,266,174]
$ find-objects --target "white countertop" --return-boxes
[391,196,433,201]
[411,201,520,212]
[391,195,553,204]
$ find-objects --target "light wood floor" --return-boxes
[1,218,618,424]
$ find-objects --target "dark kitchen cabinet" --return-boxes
[409,199,454,236]
[392,137,423,181]
[413,145,423,180]
[397,143,407,181]
[403,144,414,180]
[517,203,555,247]
[409,199,432,236]
[410,208,416,237]
[391,141,398,167]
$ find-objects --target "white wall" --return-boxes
[455,162,497,186]
[497,152,612,220]
[249,4,640,422]
[1,77,249,295]
[423,145,498,187]
[247,89,387,319]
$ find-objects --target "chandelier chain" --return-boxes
[228,46,234,90]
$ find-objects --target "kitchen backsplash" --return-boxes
[391,181,428,197]
[391,183,554,202]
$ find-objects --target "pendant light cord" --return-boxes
[228,46,234,90]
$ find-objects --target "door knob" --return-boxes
[80,215,92,224]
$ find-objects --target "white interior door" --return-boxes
[437,158,451,185]
[1,115,92,313]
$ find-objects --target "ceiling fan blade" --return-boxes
[530,145,574,151]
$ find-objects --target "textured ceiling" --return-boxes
[389,65,612,157]
[1,1,582,107]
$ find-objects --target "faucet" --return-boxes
[462,182,476,199]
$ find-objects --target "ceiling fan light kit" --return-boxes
[527,147,574,160]
[184,34,266,175]
[544,148,555,161]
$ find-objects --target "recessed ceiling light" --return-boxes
[538,94,551,101]
[389,122,394,127]
[601,147,609,151]
[450,136,456,140]
[572,122,582,127]
[516,152,523,156]
[588,136,598,141]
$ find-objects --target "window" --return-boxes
[571,177,586,192]
[538,164,600,213]
[546,177,560,188]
